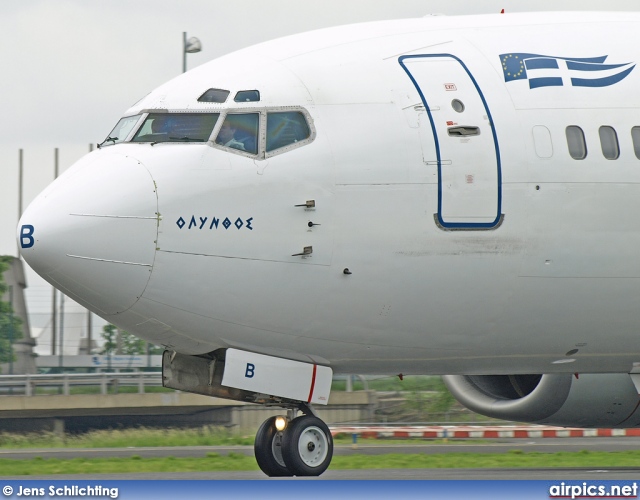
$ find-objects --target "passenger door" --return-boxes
[399,54,503,230]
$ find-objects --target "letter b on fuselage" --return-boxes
[20,225,35,249]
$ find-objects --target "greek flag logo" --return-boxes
[500,53,635,89]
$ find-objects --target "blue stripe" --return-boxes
[525,58,558,70]
[571,65,635,87]
[566,61,628,72]
[529,77,563,89]
[561,55,608,64]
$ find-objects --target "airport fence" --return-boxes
[0,372,163,396]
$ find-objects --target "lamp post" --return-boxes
[17,150,23,257]
[52,148,59,357]
[58,292,64,372]
[8,286,14,376]
[183,32,202,73]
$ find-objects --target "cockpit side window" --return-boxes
[100,114,143,147]
[131,113,219,143]
[214,113,259,154]
[266,112,311,152]
[234,90,260,102]
[198,89,230,103]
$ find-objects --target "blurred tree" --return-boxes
[100,323,162,355]
[147,344,165,355]
[121,329,146,355]
[100,324,118,355]
[427,377,456,414]
[0,256,23,371]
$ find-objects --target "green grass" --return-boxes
[0,427,254,449]
[0,428,482,449]
[333,449,640,469]
[0,454,259,476]
[2,450,640,476]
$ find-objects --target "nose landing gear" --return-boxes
[254,408,333,477]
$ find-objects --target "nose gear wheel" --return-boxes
[254,416,292,477]
[281,415,333,476]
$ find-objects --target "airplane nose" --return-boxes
[18,152,158,316]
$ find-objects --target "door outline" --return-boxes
[399,54,504,231]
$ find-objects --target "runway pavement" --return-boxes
[2,437,640,460]
[2,437,640,480]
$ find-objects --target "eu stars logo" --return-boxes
[502,54,527,82]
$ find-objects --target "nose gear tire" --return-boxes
[254,416,292,477]
[281,415,333,476]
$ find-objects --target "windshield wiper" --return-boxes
[169,136,204,142]
[97,136,118,149]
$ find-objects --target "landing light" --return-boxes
[275,416,288,431]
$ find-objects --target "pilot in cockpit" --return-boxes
[216,121,246,150]
[151,115,174,135]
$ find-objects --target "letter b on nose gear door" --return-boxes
[222,349,333,404]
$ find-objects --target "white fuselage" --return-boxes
[19,12,640,376]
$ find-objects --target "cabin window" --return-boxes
[131,113,219,143]
[214,113,260,154]
[599,126,619,160]
[566,126,587,160]
[632,127,640,160]
[101,114,143,146]
[266,112,311,152]
[234,90,260,102]
[198,88,230,103]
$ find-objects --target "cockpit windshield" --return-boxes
[131,113,220,143]
[99,107,313,157]
[100,114,142,146]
